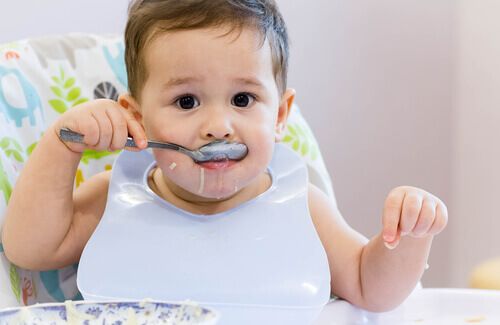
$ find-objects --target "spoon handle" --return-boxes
[59,128,187,153]
[125,137,184,152]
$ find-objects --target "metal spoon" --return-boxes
[59,128,248,163]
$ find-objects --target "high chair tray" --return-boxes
[314,288,500,325]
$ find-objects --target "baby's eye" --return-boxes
[175,95,200,110]
[231,93,255,108]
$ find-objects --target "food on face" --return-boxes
[170,162,177,170]
[198,168,205,194]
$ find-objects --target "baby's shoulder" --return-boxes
[307,182,341,226]
[307,183,335,209]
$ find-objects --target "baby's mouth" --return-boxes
[197,153,238,169]
[192,141,248,163]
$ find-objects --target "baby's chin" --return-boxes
[193,185,240,201]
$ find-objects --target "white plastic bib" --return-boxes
[77,143,331,324]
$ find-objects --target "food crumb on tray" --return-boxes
[411,316,488,323]
[466,316,486,322]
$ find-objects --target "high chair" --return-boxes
[0,33,336,308]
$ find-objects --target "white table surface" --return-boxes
[313,288,500,325]
[1,287,498,324]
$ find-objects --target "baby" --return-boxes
[2,0,447,316]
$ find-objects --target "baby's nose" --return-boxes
[201,109,234,139]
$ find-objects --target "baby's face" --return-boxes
[137,26,290,199]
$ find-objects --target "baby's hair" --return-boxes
[125,0,289,102]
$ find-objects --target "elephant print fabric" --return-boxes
[0,156,12,206]
[0,66,44,127]
[103,43,128,88]
[0,34,130,307]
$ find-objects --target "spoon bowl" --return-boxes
[59,128,248,163]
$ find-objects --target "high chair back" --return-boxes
[0,33,335,307]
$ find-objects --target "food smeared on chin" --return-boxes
[198,168,205,194]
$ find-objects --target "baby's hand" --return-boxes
[382,186,448,249]
[54,99,147,153]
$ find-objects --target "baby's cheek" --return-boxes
[251,138,275,165]
[143,116,181,142]
[162,162,201,193]
[152,128,180,144]
[153,150,191,174]
[170,166,198,185]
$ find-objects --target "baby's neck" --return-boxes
[148,167,272,215]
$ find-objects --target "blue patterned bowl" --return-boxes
[0,299,219,324]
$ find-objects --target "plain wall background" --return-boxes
[452,0,500,287]
[2,0,495,289]
[279,1,454,288]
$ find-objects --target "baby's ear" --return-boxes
[118,93,144,127]
[275,88,296,142]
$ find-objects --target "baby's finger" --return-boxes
[123,110,147,150]
[105,104,128,152]
[427,203,448,235]
[89,110,113,152]
[385,227,401,250]
[382,189,405,243]
[399,193,422,235]
[76,114,100,147]
[411,199,437,237]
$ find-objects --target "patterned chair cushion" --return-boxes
[0,33,335,307]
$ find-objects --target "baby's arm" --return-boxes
[1,98,146,271]
[308,184,447,312]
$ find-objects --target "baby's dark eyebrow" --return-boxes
[233,77,265,90]
[161,77,200,91]
[161,76,265,91]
